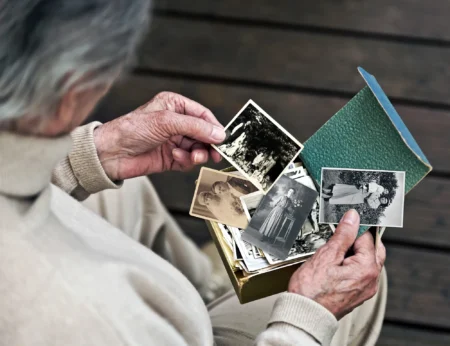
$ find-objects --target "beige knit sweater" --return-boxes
[0,123,338,346]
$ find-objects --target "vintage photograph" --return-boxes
[212,100,304,192]
[240,191,264,221]
[284,166,306,179]
[190,168,259,228]
[228,226,271,272]
[319,168,406,227]
[242,175,319,260]
[265,224,335,264]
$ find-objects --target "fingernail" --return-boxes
[342,209,359,226]
[211,126,226,141]
[172,149,184,160]
[194,152,206,163]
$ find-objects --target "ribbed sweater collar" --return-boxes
[0,131,72,197]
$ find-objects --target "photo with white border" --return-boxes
[212,100,304,193]
[319,168,405,227]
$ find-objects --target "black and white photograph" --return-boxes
[265,224,335,264]
[212,100,304,192]
[240,191,264,222]
[228,226,271,272]
[283,166,306,179]
[242,175,319,260]
[320,168,406,227]
[218,223,234,251]
[190,168,259,228]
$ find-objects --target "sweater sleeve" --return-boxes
[256,293,338,346]
[51,122,122,201]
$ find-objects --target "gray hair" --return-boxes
[0,0,151,121]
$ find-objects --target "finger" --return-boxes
[159,111,226,144]
[178,137,197,151]
[191,148,209,165]
[324,209,360,261]
[190,142,209,165]
[353,231,375,258]
[178,138,221,164]
[191,142,207,150]
[180,97,223,128]
[210,148,222,163]
[155,92,224,128]
[342,231,376,267]
[172,148,195,171]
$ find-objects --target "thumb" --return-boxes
[158,111,226,144]
[324,209,360,262]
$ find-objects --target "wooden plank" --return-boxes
[378,323,450,346]
[382,176,450,249]
[385,245,450,328]
[138,17,450,105]
[154,0,450,41]
[91,75,450,173]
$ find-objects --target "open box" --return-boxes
[204,68,432,303]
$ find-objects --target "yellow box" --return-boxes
[205,219,303,303]
[203,166,306,304]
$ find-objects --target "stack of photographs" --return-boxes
[190,100,400,277]
[199,162,337,274]
[189,100,337,275]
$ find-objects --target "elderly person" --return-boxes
[0,1,387,346]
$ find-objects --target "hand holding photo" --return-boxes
[190,168,259,228]
[212,100,304,193]
[242,175,319,260]
[319,168,405,227]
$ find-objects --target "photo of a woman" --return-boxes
[260,188,295,240]
[242,175,319,260]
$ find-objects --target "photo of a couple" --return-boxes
[190,168,259,228]
[319,168,405,227]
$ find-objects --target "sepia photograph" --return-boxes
[212,100,304,192]
[190,167,259,228]
[320,168,406,227]
[242,175,319,260]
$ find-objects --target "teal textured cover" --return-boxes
[300,68,432,236]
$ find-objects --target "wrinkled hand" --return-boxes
[288,209,386,320]
[93,92,225,181]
